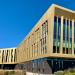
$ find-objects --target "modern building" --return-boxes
[0,4,75,74]
[16,4,75,74]
[0,48,17,69]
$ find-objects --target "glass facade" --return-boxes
[53,16,73,54]
[57,17,61,53]
[53,16,61,53]
[30,20,48,58]
[58,17,61,41]
[66,20,69,53]
[41,20,48,54]
[70,20,72,54]
[53,16,57,53]
[54,16,57,40]
[63,19,66,41]
[63,19,72,54]
[63,19,68,54]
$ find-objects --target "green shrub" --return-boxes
[54,71,64,75]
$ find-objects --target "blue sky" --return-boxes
[0,0,75,48]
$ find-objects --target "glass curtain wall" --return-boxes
[53,16,72,54]
[53,16,57,53]
[63,19,72,54]
[70,20,72,54]
[53,16,61,53]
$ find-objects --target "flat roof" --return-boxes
[0,47,16,50]
[51,4,75,13]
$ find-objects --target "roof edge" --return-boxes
[51,4,75,13]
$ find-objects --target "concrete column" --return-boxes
[72,19,74,55]
[65,18,67,54]
[68,19,70,54]
[60,16,64,54]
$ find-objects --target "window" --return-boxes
[63,19,66,41]
[70,20,72,53]
[53,16,61,53]
[41,20,48,54]
[54,16,57,40]
[70,21,72,39]
[53,46,56,53]
[66,48,68,54]
[45,20,48,35]
[57,47,60,53]
[58,17,61,41]
[63,19,69,54]
[53,16,57,53]
[67,20,69,41]
[63,48,65,54]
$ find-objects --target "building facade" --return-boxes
[15,4,75,74]
[0,48,17,69]
[0,4,75,74]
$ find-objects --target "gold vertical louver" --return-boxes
[60,16,63,54]
[72,19,74,55]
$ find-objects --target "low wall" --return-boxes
[0,70,53,75]
[0,70,26,75]
[26,72,52,75]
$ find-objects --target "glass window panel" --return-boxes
[63,19,66,41]
[53,46,56,53]
[67,20,69,41]
[70,21,72,39]
[58,17,61,41]
[54,16,57,39]
[66,48,68,54]
[63,48,65,54]
[70,20,72,54]
[57,47,60,53]
[53,16,57,53]
[63,19,66,54]
[53,16,61,53]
